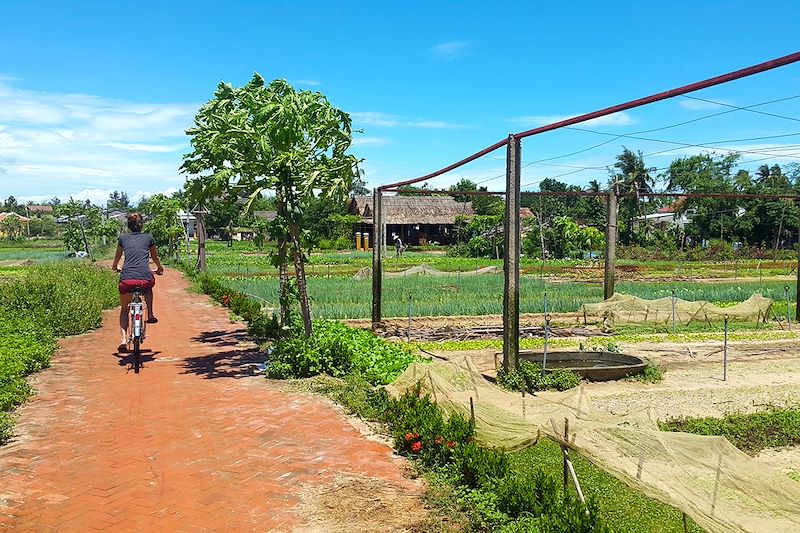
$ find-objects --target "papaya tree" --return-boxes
[181,74,360,337]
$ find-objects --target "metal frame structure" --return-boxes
[371,51,800,370]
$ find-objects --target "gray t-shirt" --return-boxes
[118,233,156,281]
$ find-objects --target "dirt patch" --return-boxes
[435,337,800,476]
[295,474,427,533]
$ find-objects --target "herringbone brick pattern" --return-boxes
[0,269,416,532]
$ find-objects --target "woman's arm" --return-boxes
[111,245,123,272]
[149,246,164,275]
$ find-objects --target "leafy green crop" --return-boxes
[266,321,418,385]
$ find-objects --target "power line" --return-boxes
[480,94,800,189]
[681,94,800,123]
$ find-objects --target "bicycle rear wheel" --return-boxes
[133,337,141,373]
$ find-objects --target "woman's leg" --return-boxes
[144,288,156,321]
[119,292,133,345]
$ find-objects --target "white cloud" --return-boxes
[351,136,391,148]
[352,112,400,127]
[430,41,470,61]
[0,78,198,200]
[18,186,180,206]
[509,112,635,128]
[101,142,181,153]
[293,79,321,86]
[352,111,461,129]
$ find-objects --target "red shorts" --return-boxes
[119,277,155,294]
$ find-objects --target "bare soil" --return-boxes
[296,474,427,533]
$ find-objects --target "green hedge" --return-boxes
[0,261,118,443]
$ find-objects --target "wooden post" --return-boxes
[604,192,618,300]
[469,396,475,427]
[563,417,570,493]
[372,189,383,330]
[503,134,521,372]
[723,315,728,382]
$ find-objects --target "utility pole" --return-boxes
[371,189,384,330]
[503,134,521,372]
[604,192,618,300]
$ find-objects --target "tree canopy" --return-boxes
[181,73,361,335]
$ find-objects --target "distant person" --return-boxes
[112,213,164,352]
[394,235,404,257]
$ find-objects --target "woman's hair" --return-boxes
[127,213,144,232]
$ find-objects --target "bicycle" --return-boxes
[126,288,148,373]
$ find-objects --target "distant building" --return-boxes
[177,210,198,238]
[25,205,54,217]
[348,195,473,246]
[635,203,693,231]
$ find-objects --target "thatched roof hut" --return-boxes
[348,195,473,225]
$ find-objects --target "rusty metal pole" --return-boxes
[503,134,521,372]
[604,192,618,300]
[371,188,383,330]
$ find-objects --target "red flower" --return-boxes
[446,441,456,449]
[410,441,422,453]
[435,436,444,445]
[404,432,416,442]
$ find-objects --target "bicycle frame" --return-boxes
[128,290,147,373]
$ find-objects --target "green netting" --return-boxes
[388,356,800,533]
[579,293,774,328]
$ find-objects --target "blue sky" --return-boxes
[1,1,799,205]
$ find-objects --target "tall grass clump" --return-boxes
[0,262,118,336]
[0,262,118,443]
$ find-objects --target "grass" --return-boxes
[218,273,796,321]
[0,248,71,262]
[302,373,705,533]
[511,439,704,533]
[202,242,797,280]
[660,407,800,455]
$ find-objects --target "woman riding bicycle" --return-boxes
[112,213,164,352]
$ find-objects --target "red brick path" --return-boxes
[0,268,415,532]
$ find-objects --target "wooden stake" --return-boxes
[469,396,475,427]
[563,418,570,493]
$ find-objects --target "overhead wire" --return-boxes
[477,93,800,189]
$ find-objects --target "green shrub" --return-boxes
[457,488,509,532]
[497,360,580,393]
[452,442,509,488]
[195,272,262,322]
[266,321,417,385]
[629,361,665,383]
[497,469,559,519]
[540,496,609,533]
[383,385,474,468]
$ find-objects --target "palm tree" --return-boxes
[610,148,655,244]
